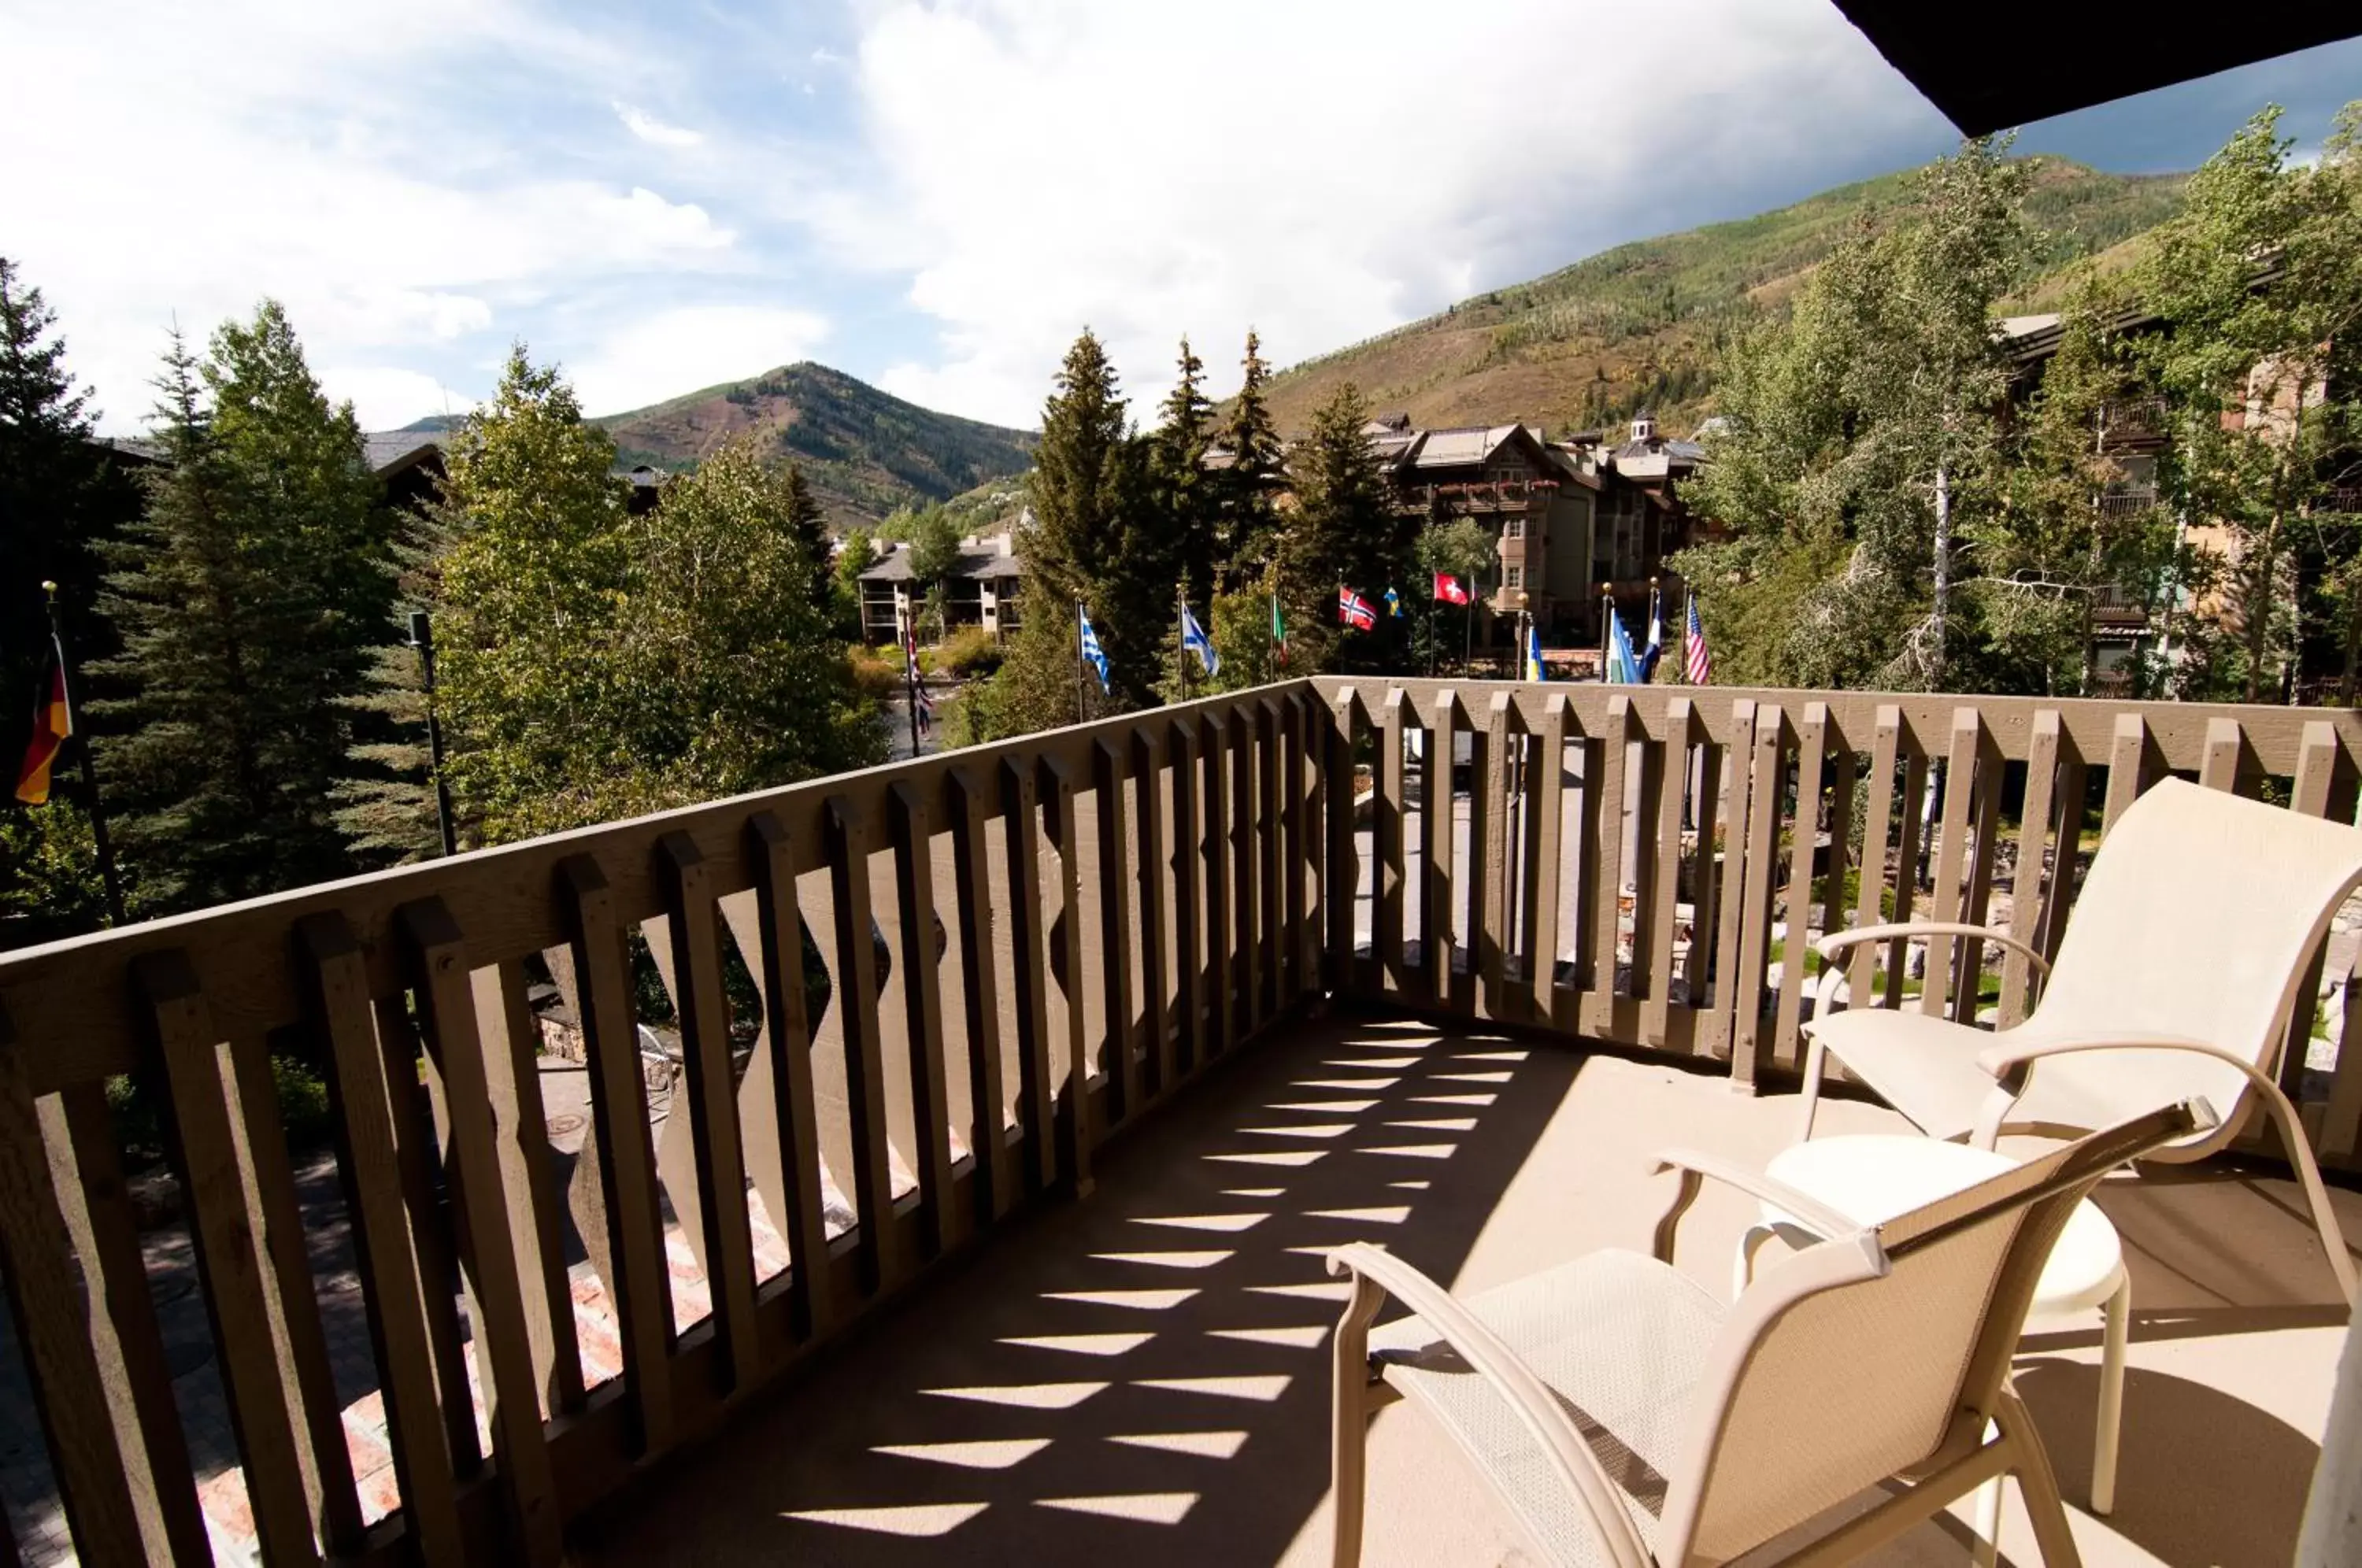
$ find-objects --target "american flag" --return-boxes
[1684,595,1713,684]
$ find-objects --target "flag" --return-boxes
[1383,586,1402,617]
[1180,601,1220,678]
[1605,611,1642,684]
[1432,571,1470,606]
[1078,606,1111,693]
[1523,624,1547,682]
[1338,586,1376,631]
[13,636,70,806]
[1271,594,1287,667]
[1685,595,1713,684]
[1638,597,1664,682]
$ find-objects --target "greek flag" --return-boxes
[1078,605,1111,693]
[1606,611,1642,684]
[1180,602,1220,678]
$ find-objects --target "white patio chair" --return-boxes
[1797,777,2362,1305]
[1327,1100,2212,1567]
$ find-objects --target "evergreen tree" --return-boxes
[1279,382,1409,672]
[904,502,966,641]
[834,525,879,641]
[1217,329,1283,588]
[1153,335,1220,605]
[94,310,393,912]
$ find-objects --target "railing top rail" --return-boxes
[0,679,1320,1093]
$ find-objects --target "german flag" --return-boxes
[13,636,71,806]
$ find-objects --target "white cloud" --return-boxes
[564,305,831,413]
[827,0,1946,426]
[319,365,474,430]
[614,100,704,147]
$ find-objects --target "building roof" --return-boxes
[1831,1,2358,137]
[859,542,1024,584]
[362,432,446,475]
[1409,424,1523,469]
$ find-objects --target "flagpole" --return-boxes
[1647,576,1660,685]
[901,602,924,756]
[1075,598,1087,724]
[1599,587,1612,683]
[43,581,127,924]
[407,612,458,857]
[1427,578,1438,679]
[1176,580,1190,704]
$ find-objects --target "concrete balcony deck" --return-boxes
[570,1010,2358,1568]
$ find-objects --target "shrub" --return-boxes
[938,626,1004,679]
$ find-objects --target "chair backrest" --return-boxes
[1657,1101,2208,1565]
[2026,778,2362,1122]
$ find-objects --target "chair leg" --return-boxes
[1994,1385,2083,1568]
[2256,1078,2360,1307]
[2092,1272,2130,1515]
[1732,1223,1775,1300]
[1796,1035,1829,1142]
[1971,1432,2002,1568]
[1332,1271,1388,1568]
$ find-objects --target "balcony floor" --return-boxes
[572,1010,2357,1568]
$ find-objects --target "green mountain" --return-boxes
[1261,157,2186,436]
[405,362,1036,528]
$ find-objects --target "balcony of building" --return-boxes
[1,679,2358,1566]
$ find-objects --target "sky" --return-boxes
[7,1,2358,438]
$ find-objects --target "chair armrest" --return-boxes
[1649,1148,1860,1265]
[1974,1033,2240,1120]
[1812,921,2052,978]
[1327,1242,1653,1568]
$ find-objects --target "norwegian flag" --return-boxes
[1431,571,1470,606]
[1338,586,1377,631]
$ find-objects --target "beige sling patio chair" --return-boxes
[1327,1101,2212,1568]
[1796,776,2362,1306]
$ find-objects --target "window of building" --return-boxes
[1504,516,1524,538]
[1505,566,1523,589]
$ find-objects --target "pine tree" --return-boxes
[1218,328,1283,588]
[1153,335,1220,606]
[0,258,121,729]
[1280,382,1408,672]
[95,309,392,912]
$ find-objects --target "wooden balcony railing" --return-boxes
[6,678,2362,1561]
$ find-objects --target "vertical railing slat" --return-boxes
[1327,690,1364,993]
[1923,709,1981,1019]
[297,913,465,1560]
[1132,728,1174,1100]
[1583,696,1631,1038]
[0,1004,150,1567]
[888,782,958,1256]
[557,856,676,1447]
[396,903,562,1565]
[2003,711,2066,1027]
[1885,735,1931,1010]
[1730,703,1785,1087]
[2199,716,2246,793]
[1643,703,1688,1046]
[2284,723,2346,1104]
[1091,740,1142,1123]
[1479,693,1516,1020]
[942,773,1015,1223]
[1705,699,1757,1060]
[223,1031,366,1550]
[1259,697,1287,1016]
[1168,722,1206,1078]
[473,956,585,1416]
[1772,702,1829,1065]
[133,949,327,1566]
[1041,756,1094,1194]
[1231,708,1263,1036]
[1849,707,1903,1010]
[1284,693,1312,1001]
[1201,712,1237,1055]
[1530,694,1572,1030]
[1377,690,1409,996]
[46,1079,214,1563]
[1682,718,1726,1042]
[1951,727,2005,1024]
[656,833,763,1388]
[824,797,898,1294]
[2101,712,2155,841]
[1426,691,1461,1010]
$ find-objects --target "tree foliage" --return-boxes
[1279,382,1412,672]
[439,350,879,841]
[93,305,397,912]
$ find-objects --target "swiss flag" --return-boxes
[1432,571,1470,606]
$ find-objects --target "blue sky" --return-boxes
[7,1,2356,438]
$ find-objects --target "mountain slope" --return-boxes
[1261,157,2186,436]
[404,362,1036,527]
